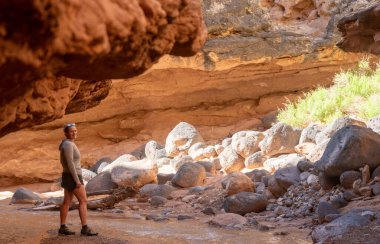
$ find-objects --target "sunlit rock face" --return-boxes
[337,3,380,54]
[0,0,207,136]
[0,0,377,186]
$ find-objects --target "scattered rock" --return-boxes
[10,187,41,204]
[299,123,325,144]
[306,139,329,162]
[111,159,158,189]
[81,168,97,182]
[274,166,301,191]
[316,202,339,224]
[218,145,245,173]
[145,140,166,161]
[300,172,311,182]
[306,174,319,187]
[329,195,348,209]
[102,154,138,173]
[202,207,217,215]
[371,184,380,196]
[221,172,254,196]
[188,142,206,160]
[267,176,286,198]
[246,169,270,183]
[165,122,204,157]
[150,196,167,207]
[255,182,266,194]
[85,172,118,193]
[259,122,302,157]
[209,213,248,229]
[231,131,264,158]
[244,151,265,169]
[90,157,112,173]
[197,161,217,176]
[312,211,372,243]
[139,184,175,199]
[264,153,305,171]
[315,125,380,177]
[297,158,313,172]
[157,173,174,185]
[172,163,206,188]
[324,214,341,222]
[371,165,380,179]
[315,117,366,145]
[340,170,361,189]
[177,215,194,220]
[295,142,316,155]
[343,191,359,201]
[359,186,372,197]
[223,192,268,215]
[361,165,371,184]
[170,155,194,172]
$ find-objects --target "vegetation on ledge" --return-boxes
[278,59,380,128]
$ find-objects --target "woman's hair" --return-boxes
[63,123,76,133]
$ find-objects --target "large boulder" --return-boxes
[139,184,175,199]
[263,153,305,172]
[231,131,264,158]
[111,159,158,189]
[299,123,325,144]
[165,122,204,157]
[259,122,301,157]
[221,172,254,196]
[244,151,265,169]
[188,142,206,161]
[274,166,301,190]
[223,192,267,215]
[85,172,118,193]
[101,154,138,173]
[145,140,166,161]
[339,171,361,189]
[312,211,373,243]
[218,145,245,173]
[90,157,112,173]
[267,176,286,198]
[315,117,366,144]
[172,162,206,188]
[81,168,97,182]
[170,155,194,172]
[315,125,380,177]
[10,187,41,204]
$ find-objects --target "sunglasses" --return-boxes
[63,123,76,132]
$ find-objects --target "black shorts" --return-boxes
[61,173,84,192]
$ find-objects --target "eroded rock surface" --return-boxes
[0,0,207,135]
[337,3,380,54]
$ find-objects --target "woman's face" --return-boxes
[65,126,77,140]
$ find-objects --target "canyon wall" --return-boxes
[0,0,378,186]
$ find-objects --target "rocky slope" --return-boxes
[0,0,378,186]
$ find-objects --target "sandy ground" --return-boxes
[0,183,312,244]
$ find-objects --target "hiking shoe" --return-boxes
[81,226,98,236]
[58,225,75,235]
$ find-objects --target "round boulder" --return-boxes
[165,122,204,157]
[219,145,245,173]
[223,192,268,215]
[340,170,361,189]
[172,162,206,188]
[221,172,254,196]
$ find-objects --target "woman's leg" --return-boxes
[60,189,73,225]
[72,186,88,226]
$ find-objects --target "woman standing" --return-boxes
[58,123,97,236]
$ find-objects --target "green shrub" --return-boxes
[277,59,380,127]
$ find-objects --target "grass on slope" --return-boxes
[277,59,380,128]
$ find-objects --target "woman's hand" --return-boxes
[76,183,82,188]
